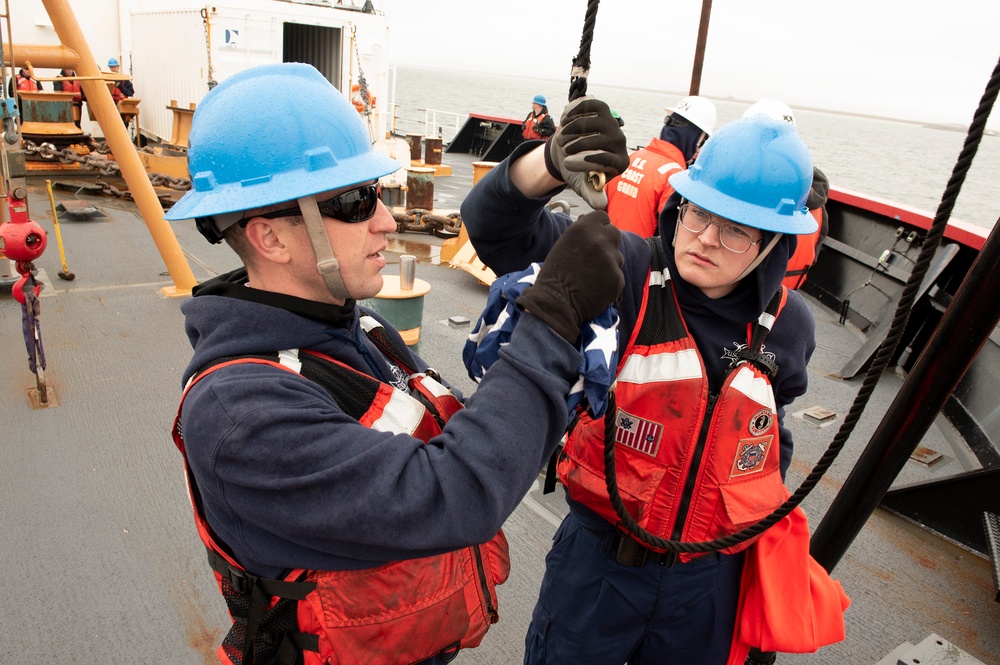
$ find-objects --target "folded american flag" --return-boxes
[462,263,619,418]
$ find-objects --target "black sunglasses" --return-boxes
[254,183,381,224]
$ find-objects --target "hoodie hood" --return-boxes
[181,268,359,383]
[659,122,706,164]
[808,166,830,210]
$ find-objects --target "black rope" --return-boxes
[603,52,1000,555]
[568,0,600,102]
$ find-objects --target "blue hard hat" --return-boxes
[107,57,119,67]
[532,94,546,106]
[165,63,401,224]
[669,116,817,234]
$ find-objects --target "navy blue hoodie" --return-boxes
[179,267,580,578]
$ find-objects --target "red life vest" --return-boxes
[16,73,40,92]
[558,238,790,560]
[172,319,510,665]
[782,206,825,290]
[521,112,548,141]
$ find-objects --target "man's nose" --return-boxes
[371,200,397,233]
[699,221,723,246]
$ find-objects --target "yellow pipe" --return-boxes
[3,43,79,69]
[39,0,197,297]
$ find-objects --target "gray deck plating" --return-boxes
[1,157,997,663]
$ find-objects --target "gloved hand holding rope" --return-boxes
[543,96,629,210]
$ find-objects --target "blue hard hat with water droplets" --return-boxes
[165,63,400,224]
[669,116,817,234]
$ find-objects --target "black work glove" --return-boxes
[516,211,624,344]
[544,96,629,210]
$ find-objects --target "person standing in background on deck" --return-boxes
[605,94,717,237]
[53,68,83,128]
[742,99,830,291]
[106,57,135,102]
[461,102,849,665]
[164,63,625,665]
[8,66,43,99]
[522,93,556,141]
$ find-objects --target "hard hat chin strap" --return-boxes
[298,195,351,301]
[735,232,782,283]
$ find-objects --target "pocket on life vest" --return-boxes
[483,529,511,586]
[559,417,667,525]
[719,467,790,527]
[310,547,495,664]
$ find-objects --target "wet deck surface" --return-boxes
[1,155,998,664]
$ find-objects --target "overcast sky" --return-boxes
[378,0,999,130]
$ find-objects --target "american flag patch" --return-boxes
[614,408,663,457]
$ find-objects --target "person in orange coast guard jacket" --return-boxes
[164,64,626,665]
[522,94,556,141]
[742,99,830,290]
[606,94,717,237]
[8,66,43,99]
[462,105,848,665]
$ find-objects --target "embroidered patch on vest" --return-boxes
[614,408,663,457]
[748,408,773,436]
[730,436,773,478]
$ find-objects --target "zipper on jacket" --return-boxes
[472,544,499,622]
[669,392,718,541]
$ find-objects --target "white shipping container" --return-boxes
[129,1,391,145]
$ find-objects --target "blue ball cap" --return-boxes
[532,94,546,106]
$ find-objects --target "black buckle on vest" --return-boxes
[228,567,251,595]
[612,531,676,568]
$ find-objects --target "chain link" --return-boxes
[23,139,192,198]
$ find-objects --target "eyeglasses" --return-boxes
[255,183,381,224]
[678,203,764,254]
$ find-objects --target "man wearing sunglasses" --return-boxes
[164,63,626,665]
[462,109,845,664]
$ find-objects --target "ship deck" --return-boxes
[1,152,997,664]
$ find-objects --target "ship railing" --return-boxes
[391,104,466,146]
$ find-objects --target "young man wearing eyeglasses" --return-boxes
[462,106,845,665]
[164,64,627,665]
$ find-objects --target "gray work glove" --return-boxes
[544,96,629,210]
[516,211,624,344]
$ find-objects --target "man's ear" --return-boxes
[243,217,292,264]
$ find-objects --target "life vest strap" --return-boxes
[207,549,320,664]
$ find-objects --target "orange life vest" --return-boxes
[782,207,825,289]
[173,321,510,665]
[521,112,549,141]
[606,138,687,237]
[558,238,789,560]
[16,73,40,92]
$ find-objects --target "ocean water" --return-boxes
[391,65,999,230]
